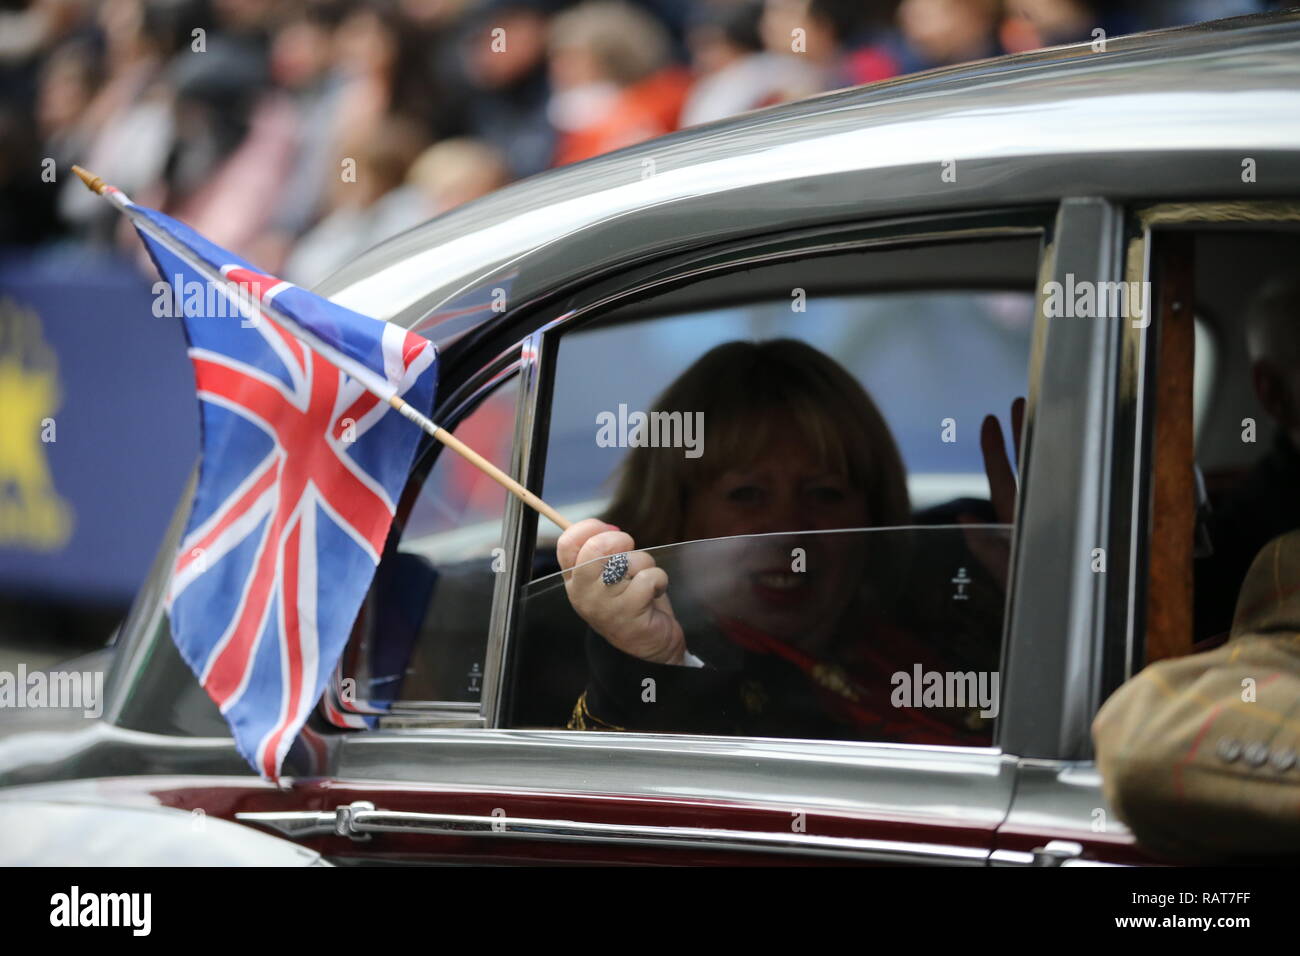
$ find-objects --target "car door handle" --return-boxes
[1032,840,1085,865]
[237,801,540,843]
[236,802,379,841]
[989,840,1126,867]
[237,801,993,864]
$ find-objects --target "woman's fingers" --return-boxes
[622,564,669,610]
[557,518,618,573]
[980,397,1027,524]
[574,546,656,596]
[556,523,684,665]
[572,529,637,579]
[980,413,1017,525]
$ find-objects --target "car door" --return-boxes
[992,198,1300,866]
[234,206,1095,866]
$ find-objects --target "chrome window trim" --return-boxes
[479,333,544,727]
[336,726,1016,854]
[238,802,990,865]
[1110,226,1153,696]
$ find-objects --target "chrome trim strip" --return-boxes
[439,354,522,430]
[386,701,480,713]
[989,849,1037,866]
[236,804,989,865]
[480,332,545,727]
[1115,229,1152,688]
[335,729,1018,840]
[377,716,485,729]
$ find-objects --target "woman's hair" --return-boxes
[602,339,911,548]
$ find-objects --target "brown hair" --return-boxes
[602,339,910,548]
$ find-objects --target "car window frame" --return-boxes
[1101,200,1300,701]
[322,340,530,727]
[453,208,1061,752]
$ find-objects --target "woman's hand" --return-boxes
[959,397,1025,590]
[557,518,687,666]
[979,396,1025,525]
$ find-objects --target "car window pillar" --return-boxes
[1000,197,1128,761]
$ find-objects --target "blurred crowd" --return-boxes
[0,0,1281,287]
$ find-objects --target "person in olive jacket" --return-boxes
[1094,528,1300,861]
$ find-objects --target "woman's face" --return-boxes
[683,434,866,540]
[677,434,870,647]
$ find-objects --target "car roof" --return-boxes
[317,10,1300,344]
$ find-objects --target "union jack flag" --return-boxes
[127,198,437,780]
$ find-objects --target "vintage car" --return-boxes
[3,10,1300,866]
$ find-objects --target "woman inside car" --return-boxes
[556,338,1018,745]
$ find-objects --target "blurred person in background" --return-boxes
[246,2,351,271]
[0,105,60,245]
[330,1,461,148]
[282,114,430,287]
[897,0,1003,67]
[680,0,784,126]
[0,0,89,68]
[999,0,1097,53]
[407,136,510,213]
[0,35,100,245]
[35,38,103,174]
[755,0,846,103]
[546,0,690,166]
[54,0,189,244]
[160,34,298,259]
[852,0,1003,82]
[454,0,557,179]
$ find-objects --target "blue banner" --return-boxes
[0,245,197,604]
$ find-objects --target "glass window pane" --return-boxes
[508,273,1035,743]
[513,527,1008,744]
[340,375,519,710]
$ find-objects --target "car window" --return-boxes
[1108,224,1300,684]
[515,527,1010,743]
[536,291,1032,527]
[505,260,1037,743]
[336,373,519,713]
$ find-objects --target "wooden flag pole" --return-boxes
[73,165,571,531]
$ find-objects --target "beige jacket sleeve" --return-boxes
[1092,530,1300,862]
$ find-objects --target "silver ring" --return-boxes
[601,553,629,586]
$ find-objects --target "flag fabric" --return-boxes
[125,196,438,780]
